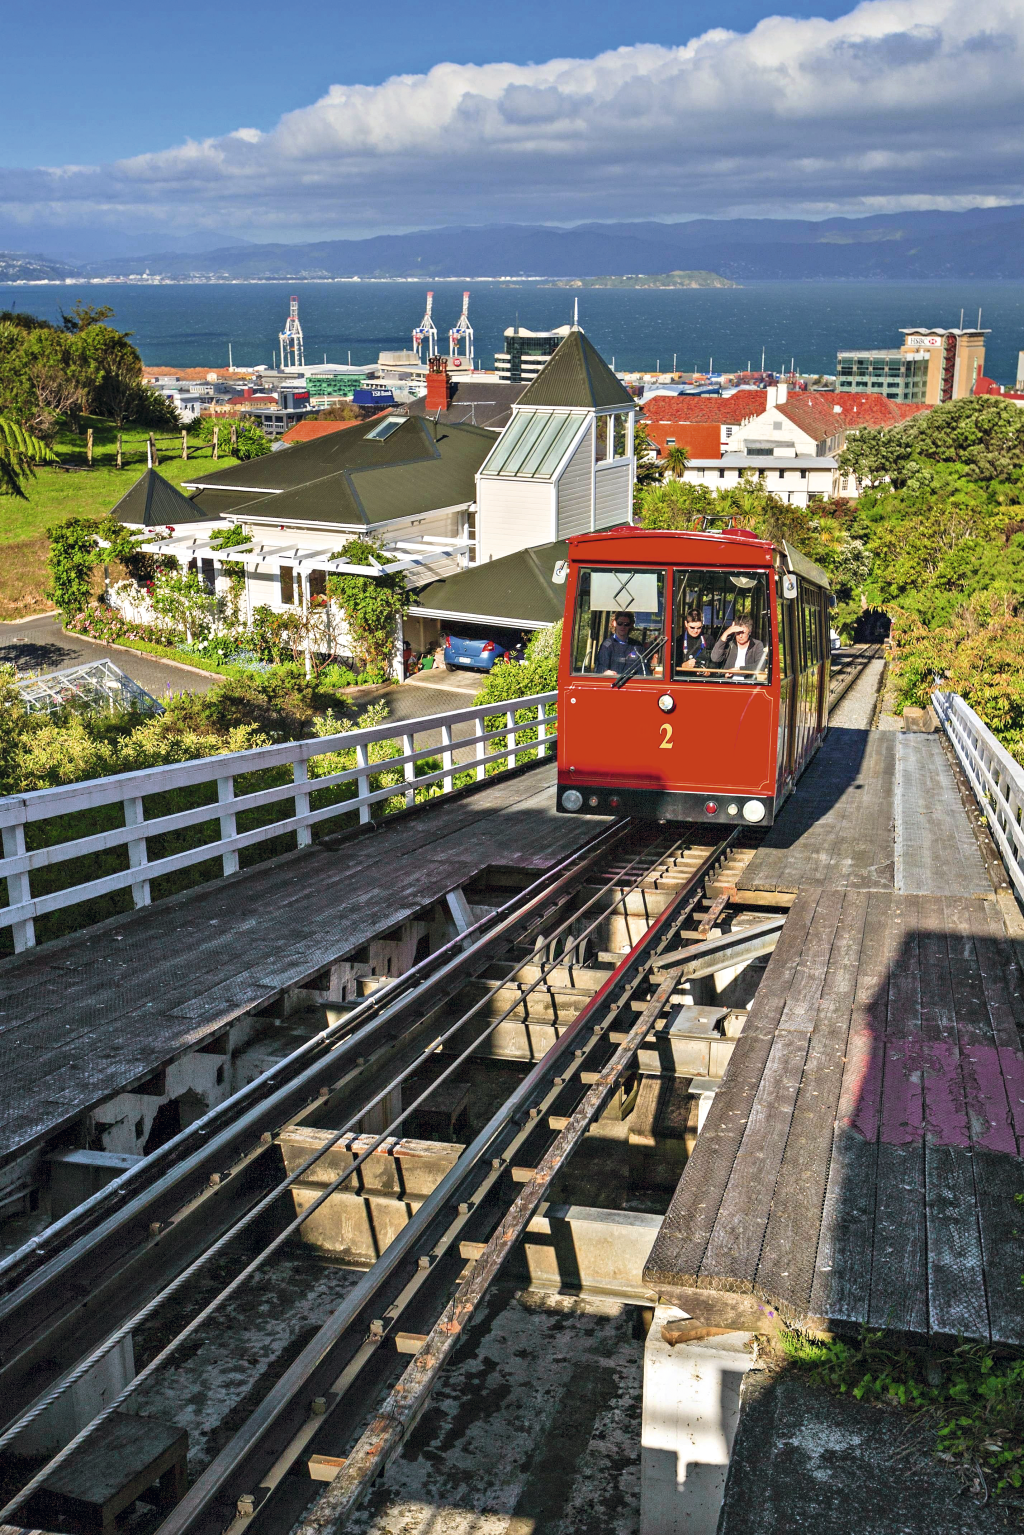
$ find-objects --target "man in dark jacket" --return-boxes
[597,612,646,675]
[710,616,767,677]
[677,608,711,670]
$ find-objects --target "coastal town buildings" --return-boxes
[494,324,572,383]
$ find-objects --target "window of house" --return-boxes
[200,558,216,595]
[308,568,328,602]
[778,469,786,479]
[279,565,296,605]
[666,437,676,446]
[594,415,610,461]
[718,469,726,479]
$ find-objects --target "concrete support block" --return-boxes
[48,1150,142,1222]
[517,1203,661,1302]
[15,1335,135,1456]
[641,1306,753,1535]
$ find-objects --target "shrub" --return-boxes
[327,538,412,682]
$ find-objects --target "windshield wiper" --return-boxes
[611,638,663,689]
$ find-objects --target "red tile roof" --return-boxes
[280,418,364,444]
[776,392,930,442]
[641,390,768,425]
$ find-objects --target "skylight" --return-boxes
[483,410,582,479]
[364,416,406,441]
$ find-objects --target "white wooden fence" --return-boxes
[0,693,557,953]
[932,690,1024,901]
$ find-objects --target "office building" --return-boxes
[836,327,988,404]
[494,325,572,384]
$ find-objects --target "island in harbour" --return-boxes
[542,270,739,289]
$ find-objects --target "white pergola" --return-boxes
[105,525,473,581]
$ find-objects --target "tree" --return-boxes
[46,518,101,618]
[665,444,690,478]
[327,538,412,683]
[60,301,116,333]
[317,403,361,422]
[633,421,664,490]
[0,415,59,498]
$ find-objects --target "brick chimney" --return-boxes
[426,355,453,413]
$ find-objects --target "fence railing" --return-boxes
[0,693,557,953]
[932,690,1024,902]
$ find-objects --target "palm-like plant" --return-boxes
[665,444,690,478]
[0,416,58,498]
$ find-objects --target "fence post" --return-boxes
[116,433,122,470]
[537,700,549,760]
[476,708,487,782]
[181,430,188,461]
[506,709,517,771]
[218,776,239,875]
[2,824,35,953]
[355,743,371,825]
[441,723,454,794]
[123,796,151,908]
[213,426,219,460]
[402,733,416,808]
[86,427,93,467]
[293,758,311,848]
[148,433,157,467]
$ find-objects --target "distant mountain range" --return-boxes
[3,207,1024,284]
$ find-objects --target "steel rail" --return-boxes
[0,819,625,1302]
[153,832,735,1535]
[293,849,727,1534]
[0,827,685,1522]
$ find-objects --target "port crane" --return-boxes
[279,296,304,369]
[412,291,438,361]
[448,291,474,369]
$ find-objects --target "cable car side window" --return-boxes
[672,569,771,684]
[570,568,666,678]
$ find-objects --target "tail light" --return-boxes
[443,635,451,647]
[481,641,496,653]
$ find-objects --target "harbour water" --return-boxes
[3,279,1024,382]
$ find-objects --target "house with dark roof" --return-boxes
[475,328,637,564]
[410,540,568,632]
[406,359,526,431]
[109,468,211,527]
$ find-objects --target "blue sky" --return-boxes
[1,0,1020,254]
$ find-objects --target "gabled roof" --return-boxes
[642,390,767,425]
[411,540,570,628]
[775,392,930,442]
[183,412,495,529]
[108,469,211,527]
[516,329,634,411]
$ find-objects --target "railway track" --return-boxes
[0,653,882,1535]
[0,823,784,1534]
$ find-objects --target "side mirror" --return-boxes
[782,573,797,600]
[552,560,569,585]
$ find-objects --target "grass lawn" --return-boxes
[0,417,243,619]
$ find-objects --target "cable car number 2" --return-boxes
[659,723,674,749]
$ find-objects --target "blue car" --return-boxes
[443,626,524,673]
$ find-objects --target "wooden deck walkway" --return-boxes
[0,763,597,1170]
[647,724,1024,1347]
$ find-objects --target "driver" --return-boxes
[597,612,646,676]
[710,616,767,676]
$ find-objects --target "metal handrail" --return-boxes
[932,690,1024,901]
[0,692,558,952]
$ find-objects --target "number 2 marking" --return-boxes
[659,723,674,749]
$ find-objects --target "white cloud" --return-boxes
[2,0,1023,241]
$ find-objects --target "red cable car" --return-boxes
[556,527,832,826]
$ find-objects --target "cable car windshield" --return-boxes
[673,569,771,684]
[570,568,666,680]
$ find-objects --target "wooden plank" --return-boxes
[810,891,892,1325]
[644,889,822,1293]
[917,897,989,1342]
[867,895,928,1335]
[758,890,868,1318]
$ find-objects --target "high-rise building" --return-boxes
[836,326,989,404]
[495,324,572,383]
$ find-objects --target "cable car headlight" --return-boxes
[742,800,766,823]
[657,694,675,713]
[562,789,583,812]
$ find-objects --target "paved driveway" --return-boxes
[0,614,219,700]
